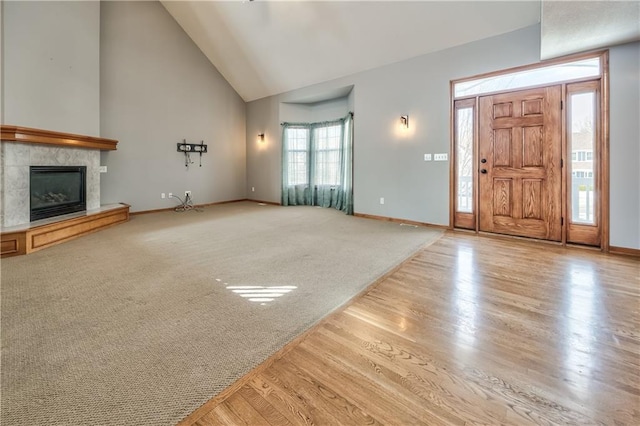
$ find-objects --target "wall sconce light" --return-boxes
[400,115,409,129]
[258,133,265,142]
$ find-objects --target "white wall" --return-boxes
[1,1,4,219]
[609,41,640,249]
[1,1,101,227]
[246,96,281,202]
[1,1,4,124]
[2,1,100,136]
[245,25,640,250]
[100,1,246,212]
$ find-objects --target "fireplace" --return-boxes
[30,166,87,221]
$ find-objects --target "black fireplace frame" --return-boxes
[30,166,87,222]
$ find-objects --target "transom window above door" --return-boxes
[454,57,600,97]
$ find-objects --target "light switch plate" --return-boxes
[424,154,432,161]
[434,153,448,161]
[99,166,108,173]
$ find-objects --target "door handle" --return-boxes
[481,159,487,163]
[480,169,487,174]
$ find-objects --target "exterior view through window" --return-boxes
[569,91,596,224]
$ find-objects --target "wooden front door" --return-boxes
[478,86,562,241]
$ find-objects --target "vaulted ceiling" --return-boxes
[161,1,640,102]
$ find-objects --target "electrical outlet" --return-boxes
[424,154,432,161]
[251,187,255,192]
[99,166,108,173]
[161,193,166,199]
[169,193,173,198]
[185,190,191,198]
[434,153,448,161]
[380,197,385,205]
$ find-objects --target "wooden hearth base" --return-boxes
[1,204,129,257]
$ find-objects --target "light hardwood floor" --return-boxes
[180,232,640,425]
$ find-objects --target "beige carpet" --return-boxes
[1,202,442,425]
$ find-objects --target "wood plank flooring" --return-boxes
[180,232,640,425]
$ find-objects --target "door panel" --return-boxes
[479,86,562,241]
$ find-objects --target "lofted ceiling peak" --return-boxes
[162,1,542,102]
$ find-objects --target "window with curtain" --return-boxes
[286,128,309,185]
[281,113,353,215]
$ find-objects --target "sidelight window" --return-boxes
[568,91,597,225]
[453,98,476,229]
[455,107,474,213]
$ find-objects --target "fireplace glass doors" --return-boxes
[30,166,87,221]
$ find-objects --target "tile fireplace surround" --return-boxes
[0,126,127,257]
[2,143,100,227]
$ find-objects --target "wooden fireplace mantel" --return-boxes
[1,125,118,150]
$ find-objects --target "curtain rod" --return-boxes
[281,111,353,126]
